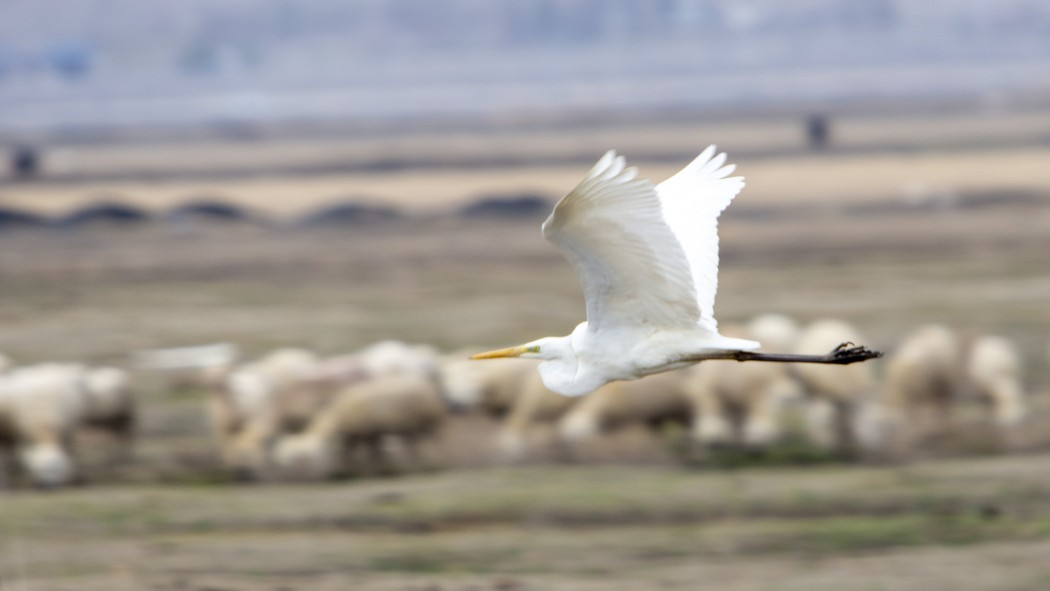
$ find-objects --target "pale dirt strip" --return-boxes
[2,147,1049,218]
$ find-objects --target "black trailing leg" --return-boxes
[686,342,882,365]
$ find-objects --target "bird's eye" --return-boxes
[525,345,540,353]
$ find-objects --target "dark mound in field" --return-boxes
[298,201,402,227]
[956,190,1049,210]
[165,200,259,225]
[458,193,552,218]
[0,207,48,230]
[58,201,150,227]
[845,189,1050,217]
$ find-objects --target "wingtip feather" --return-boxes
[701,152,727,175]
[590,150,617,178]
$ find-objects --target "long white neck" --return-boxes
[533,335,575,393]
[534,325,605,397]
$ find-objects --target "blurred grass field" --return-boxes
[3,457,1050,590]
[1,108,1050,590]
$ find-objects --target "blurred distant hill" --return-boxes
[1,0,1049,132]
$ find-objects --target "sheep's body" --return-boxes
[497,370,578,459]
[273,374,446,479]
[0,364,85,486]
[687,357,802,449]
[495,369,693,459]
[215,350,313,435]
[967,335,1026,428]
[326,375,445,444]
[685,318,803,448]
[440,354,537,415]
[211,348,321,474]
[213,343,449,477]
[358,340,440,382]
[227,348,320,416]
[792,320,875,404]
[305,354,369,391]
[790,319,875,449]
[558,370,693,446]
[267,342,444,436]
[79,367,136,443]
[880,325,963,439]
[747,314,801,353]
[876,327,1026,451]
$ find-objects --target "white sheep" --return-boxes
[303,354,369,391]
[557,370,694,447]
[687,359,803,449]
[790,319,876,450]
[19,443,75,488]
[497,370,578,460]
[358,340,441,382]
[686,318,804,449]
[494,368,694,460]
[79,366,136,444]
[0,364,85,487]
[213,342,449,477]
[747,313,802,352]
[272,374,446,480]
[439,353,537,415]
[878,327,1027,450]
[211,347,321,475]
[967,335,1026,428]
[268,341,446,437]
[880,324,963,442]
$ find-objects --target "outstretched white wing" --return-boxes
[656,145,745,333]
[542,151,702,333]
[542,148,744,335]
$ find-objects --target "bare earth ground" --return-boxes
[1,110,1050,589]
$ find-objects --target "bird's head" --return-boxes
[471,333,604,397]
[470,337,565,362]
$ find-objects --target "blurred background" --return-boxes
[1,1,1050,590]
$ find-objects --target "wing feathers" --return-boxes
[544,147,744,336]
[656,145,745,333]
[544,151,701,332]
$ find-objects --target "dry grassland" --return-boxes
[0,113,1049,590]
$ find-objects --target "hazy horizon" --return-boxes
[1,0,1049,132]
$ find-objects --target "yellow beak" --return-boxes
[470,345,535,360]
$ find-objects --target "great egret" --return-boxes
[472,147,880,397]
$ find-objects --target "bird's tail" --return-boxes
[706,334,761,352]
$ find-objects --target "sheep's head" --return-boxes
[21,443,75,488]
[272,434,334,481]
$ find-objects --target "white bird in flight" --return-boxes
[472,146,879,397]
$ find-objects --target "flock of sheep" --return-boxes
[0,316,1039,488]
